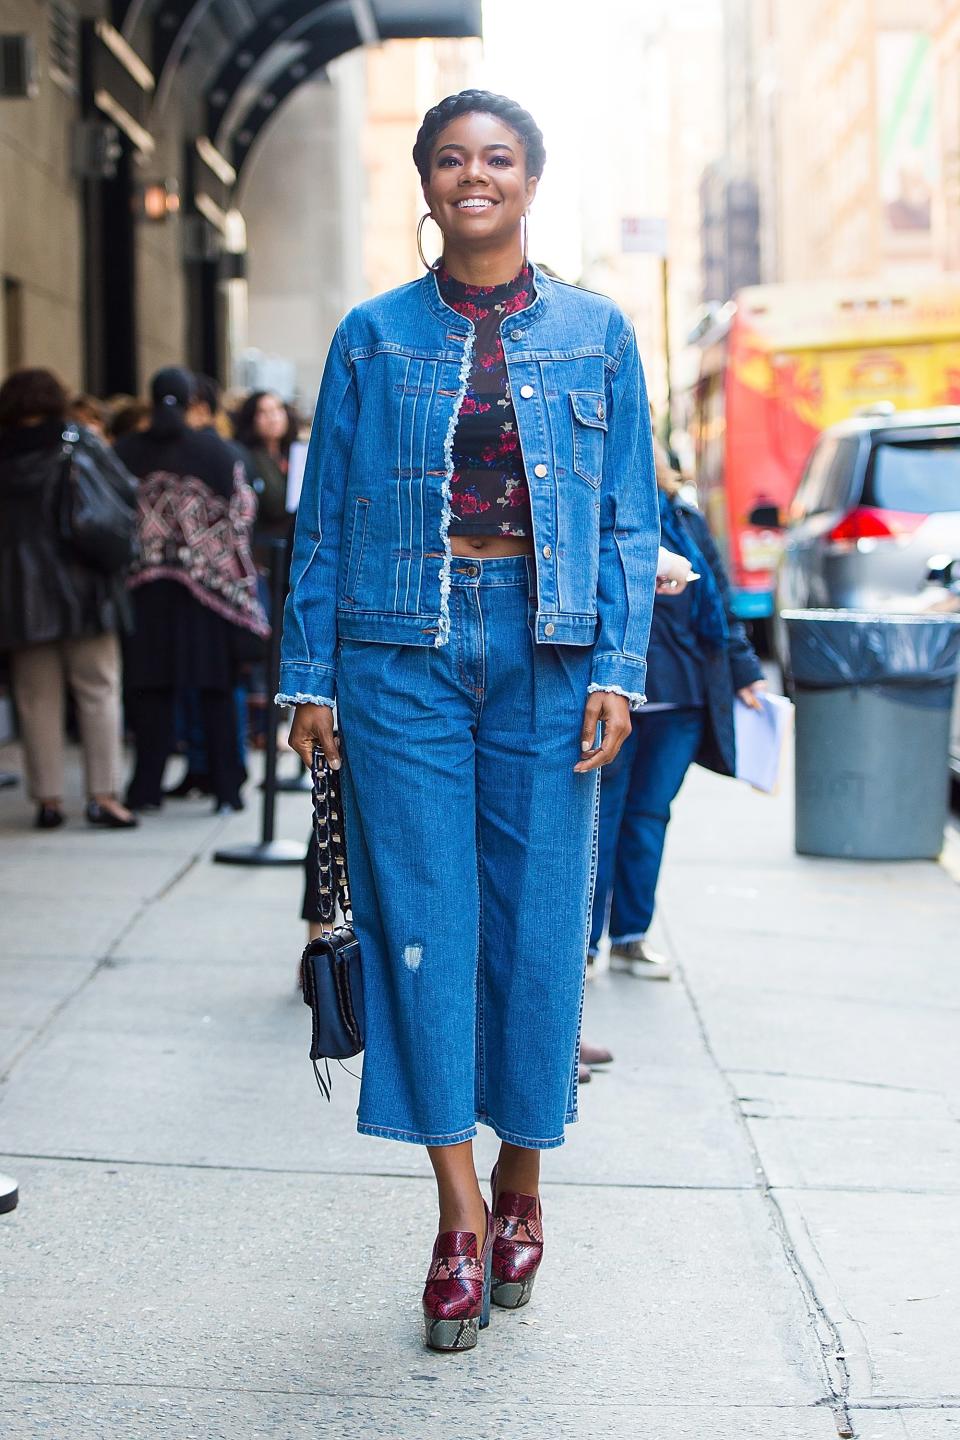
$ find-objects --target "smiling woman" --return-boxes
[279,88,661,1357]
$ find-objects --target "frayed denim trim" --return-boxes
[274,691,334,708]
[477,1114,572,1150]
[357,1119,478,1147]
[609,931,648,944]
[587,682,646,711]
[436,324,476,650]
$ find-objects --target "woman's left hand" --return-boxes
[574,691,632,773]
[737,680,768,712]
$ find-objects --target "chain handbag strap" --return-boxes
[311,743,352,927]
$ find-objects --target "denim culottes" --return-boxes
[336,555,601,1149]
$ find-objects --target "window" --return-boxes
[863,438,960,514]
[820,437,860,512]
[2,277,24,372]
[791,437,861,519]
[48,0,79,96]
[791,438,837,519]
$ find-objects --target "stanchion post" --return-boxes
[260,537,286,844]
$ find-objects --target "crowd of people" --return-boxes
[0,363,303,828]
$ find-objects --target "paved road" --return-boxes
[1,742,958,1439]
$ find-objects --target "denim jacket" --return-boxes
[277,265,660,708]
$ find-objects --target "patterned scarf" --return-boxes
[127,465,269,637]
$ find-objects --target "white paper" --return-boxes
[734,692,794,794]
[285,440,309,513]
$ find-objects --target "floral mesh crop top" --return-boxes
[437,263,534,539]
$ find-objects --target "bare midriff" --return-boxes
[451,534,533,558]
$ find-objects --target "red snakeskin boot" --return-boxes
[422,1202,493,1353]
[490,1163,544,1309]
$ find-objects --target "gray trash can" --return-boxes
[784,610,960,860]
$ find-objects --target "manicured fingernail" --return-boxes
[581,741,591,752]
[330,759,341,770]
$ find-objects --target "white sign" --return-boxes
[285,440,309,513]
[621,216,669,256]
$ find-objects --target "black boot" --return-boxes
[35,805,65,830]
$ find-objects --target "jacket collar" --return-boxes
[421,260,552,333]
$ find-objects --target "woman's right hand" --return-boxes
[288,703,341,770]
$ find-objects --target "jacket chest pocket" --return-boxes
[569,391,608,488]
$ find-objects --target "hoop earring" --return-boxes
[417,212,441,271]
[522,212,530,268]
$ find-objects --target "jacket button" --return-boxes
[544,622,556,636]
[597,401,605,420]
[510,329,524,341]
[519,384,534,399]
[534,463,548,478]
[542,544,552,558]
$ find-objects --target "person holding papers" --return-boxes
[589,443,765,979]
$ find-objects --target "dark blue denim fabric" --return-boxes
[336,556,600,1149]
[589,707,705,951]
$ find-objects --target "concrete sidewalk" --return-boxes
[1,740,958,1440]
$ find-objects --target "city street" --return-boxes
[1,740,957,1440]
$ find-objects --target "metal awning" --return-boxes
[212,0,481,171]
[117,0,481,172]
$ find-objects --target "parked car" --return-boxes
[774,407,960,789]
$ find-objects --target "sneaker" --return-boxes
[609,939,673,980]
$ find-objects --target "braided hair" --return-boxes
[412,90,546,182]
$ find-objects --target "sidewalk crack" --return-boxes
[661,910,857,1439]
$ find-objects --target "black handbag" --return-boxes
[300,743,364,1098]
[58,426,138,573]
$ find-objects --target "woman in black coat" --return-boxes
[115,368,268,813]
[589,447,766,978]
[0,368,137,829]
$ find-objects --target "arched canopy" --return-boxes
[211,0,479,171]
[117,0,481,166]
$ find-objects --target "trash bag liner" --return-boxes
[784,610,960,708]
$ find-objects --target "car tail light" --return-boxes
[827,507,927,549]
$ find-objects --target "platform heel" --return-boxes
[490,1163,544,1310]
[422,1203,493,1353]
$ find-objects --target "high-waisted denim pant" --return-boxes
[336,555,600,1149]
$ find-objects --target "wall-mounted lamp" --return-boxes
[136,179,181,221]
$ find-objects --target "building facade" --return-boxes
[707,0,953,296]
[934,0,960,272]
[0,0,481,396]
[240,35,479,407]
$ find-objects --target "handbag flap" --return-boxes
[301,928,364,1062]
